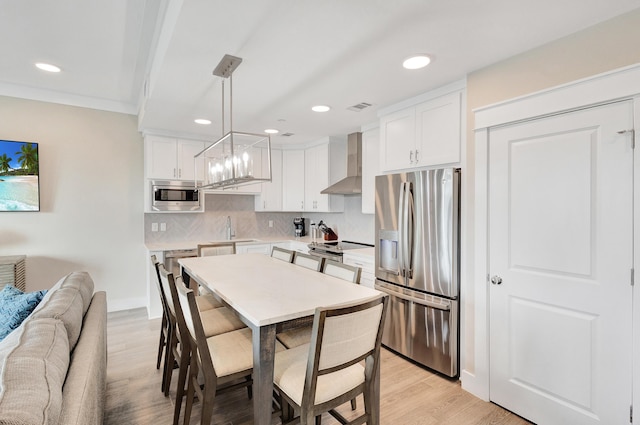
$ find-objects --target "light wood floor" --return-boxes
[105,308,532,425]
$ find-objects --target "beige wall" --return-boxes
[462,8,640,374]
[0,96,146,311]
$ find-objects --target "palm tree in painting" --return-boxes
[15,143,38,175]
[0,153,11,175]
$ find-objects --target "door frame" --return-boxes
[463,62,640,411]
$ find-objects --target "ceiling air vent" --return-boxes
[347,102,372,112]
[281,132,294,137]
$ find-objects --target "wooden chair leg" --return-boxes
[163,326,177,397]
[200,383,215,425]
[183,371,196,425]
[157,313,167,369]
[173,347,190,425]
[246,375,252,400]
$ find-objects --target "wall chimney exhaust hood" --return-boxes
[321,132,362,195]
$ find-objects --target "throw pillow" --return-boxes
[0,284,47,341]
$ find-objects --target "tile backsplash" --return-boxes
[144,194,375,245]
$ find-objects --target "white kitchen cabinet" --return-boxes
[303,138,345,213]
[255,148,282,211]
[145,135,206,181]
[379,90,461,172]
[343,252,375,289]
[236,243,272,255]
[286,240,310,254]
[282,150,305,211]
[379,107,415,171]
[304,143,331,211]
[361,126,379,214]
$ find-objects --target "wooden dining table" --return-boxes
[179,253,383,425]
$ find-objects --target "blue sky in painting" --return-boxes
[0,140,36,169]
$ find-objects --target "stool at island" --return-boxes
[0,255,26,291]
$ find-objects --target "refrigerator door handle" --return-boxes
[397,181,406,277]
[405,182,414,279]
[375,282,451,311]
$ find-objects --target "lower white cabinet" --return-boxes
[236,243,272,255]
[282,240,310,254]
[343,252,375,289]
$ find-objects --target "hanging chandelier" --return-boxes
[195,54,272,190]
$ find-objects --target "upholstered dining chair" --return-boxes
[292,252,324,271]
[274,295,388,425]
[157,264,247,400]
[197,241,236,257]
[277,260,363,350]
[272,246,295,262]
[173,276,287,425]
[322,260,361,284]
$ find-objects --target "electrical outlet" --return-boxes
[160,223,167,232]
[151,223,158,232]
[268,220,274,228]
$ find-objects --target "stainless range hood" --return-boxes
[321,132,362,195]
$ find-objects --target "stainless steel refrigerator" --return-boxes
[374,168,460,377]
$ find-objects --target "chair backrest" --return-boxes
[271,246,294,262]
[198,242,236,257]
[293,252,324,271]
[303,295,388,404]
[174,274,216,376]
[322,260,361,284]
[151,255,172,320]
[158,263,177,317]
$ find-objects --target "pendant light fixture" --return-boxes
[195,54,272,190]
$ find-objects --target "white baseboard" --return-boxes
[460,369,489,401]
[107,296,147,313]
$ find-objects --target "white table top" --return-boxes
[179,253,382,327]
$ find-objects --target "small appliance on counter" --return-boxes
[293,217,307,237]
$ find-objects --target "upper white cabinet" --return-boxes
[379,90,462,172]
[282,150,305,211]
[255,148,282,211]
[304,138,345,213]
[279,138,345,212]
[361,125,379,215]
[145,135,205,181]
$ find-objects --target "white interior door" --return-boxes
[489,101,634,425]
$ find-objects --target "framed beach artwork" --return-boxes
[0,140,40,211]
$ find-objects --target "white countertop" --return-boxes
[180,253,382,326]
[145,236,313,252]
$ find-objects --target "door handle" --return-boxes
[491,275,503,285]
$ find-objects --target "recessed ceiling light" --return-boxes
[312,105,331,112]
[264,129,279,134]
[402,55,431,70]
[194,119,211,125]
[35,62,61,73]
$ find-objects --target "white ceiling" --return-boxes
[1,0,638,145]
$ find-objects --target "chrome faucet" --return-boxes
[226,216,235,240]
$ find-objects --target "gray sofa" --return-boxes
[0,271,107,425]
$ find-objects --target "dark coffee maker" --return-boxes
[293,217,307,237]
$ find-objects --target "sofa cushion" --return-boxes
[38,272,94,317]
[0,318,70,425]
[59,292,106,425]
[31,287,84,351]
[0,285,47,342]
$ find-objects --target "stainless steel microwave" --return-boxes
[151,180,202,212]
